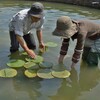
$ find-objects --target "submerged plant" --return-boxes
[39,61,53,69]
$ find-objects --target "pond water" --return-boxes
[0,0,100,100]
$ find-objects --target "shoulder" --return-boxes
[12,9,29,21]
[18,9,29,15]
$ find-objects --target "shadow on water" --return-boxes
[0,0,100,100]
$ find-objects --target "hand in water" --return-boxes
[27,49,37,59]
[39,42,46,53]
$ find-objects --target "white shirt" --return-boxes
[9,9,45,36]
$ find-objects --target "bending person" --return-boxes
[52,16,100,67]
[9,2,45,58]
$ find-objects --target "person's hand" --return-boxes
[27,49,37,59]
[39,42,45,52]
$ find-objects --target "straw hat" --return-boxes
[52,16,77,38]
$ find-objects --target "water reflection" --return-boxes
[0,1,100,100]
[12,76,42,100]
[50,62,100,100]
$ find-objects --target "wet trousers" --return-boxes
[82,38,100,66]
[82,47,100,66]
[9,31,36,53]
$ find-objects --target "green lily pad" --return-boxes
[7,59,25,68]
[37,69,54,79]
[25,56,43,63]
[45,42,57,47]
[24,70,37,78]
[39,61,53,69]
[0,68,17,78]
[24,62,36,69]
[21,52,28,56]
[51,70,70,78]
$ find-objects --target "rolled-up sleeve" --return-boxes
[60,38,70,55]
[72,34,85,63]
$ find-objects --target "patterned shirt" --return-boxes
[60,20,100,63]
[9,9,45,36]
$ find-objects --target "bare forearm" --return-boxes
[36,30,43,44]
[16,35,29,51]
[16,34,36,58]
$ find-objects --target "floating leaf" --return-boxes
[21,52,28,56]
[51,70,70,78]
[39,61,53,69]
[24,70,37,78]
[7,59,25,68]
[0,68,17,78]
[24,62,36,69]
[45,42,57,47]
[25,56,43,63]
[52,63,66,71]
[37,69,54,79]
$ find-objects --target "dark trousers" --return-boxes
[9,31,36,53]
[82,47,100,66]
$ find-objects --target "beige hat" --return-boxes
[52,16,77,38]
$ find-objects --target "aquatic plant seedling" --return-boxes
[39,61,53,69]
[37,69,54,79]
[25,55,44,63]
[0,68,17,78]
[7,59,25,68]
[24,69,37,78]
[51,70,70,78]
[45,42,57,47]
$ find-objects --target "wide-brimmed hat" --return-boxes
[28,2,44,18]
[52,16,77,38]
